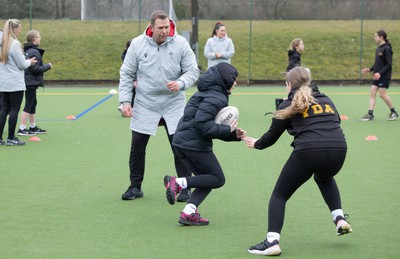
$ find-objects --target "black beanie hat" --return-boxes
[216,62,239,90]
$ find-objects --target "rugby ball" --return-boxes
[214,106,239,125]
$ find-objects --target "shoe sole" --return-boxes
[6,142,25,146]
[248,245,281,256]
[178,218,209,226]
[337,222,352,236]
[121,194,143,200]
[164,175,177,205]
[17,133,36,136]
[359,118,373,121]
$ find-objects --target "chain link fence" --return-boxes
[0,0,399,83]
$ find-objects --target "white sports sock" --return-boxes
[331,209,344,221]
[266,232,280,243]
[183,203,197,215]
[19,125,26,130]
[175,178,187,189]
[30,123,36,128]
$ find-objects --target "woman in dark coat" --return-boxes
[18,30,51,136]
[163,62,246,226]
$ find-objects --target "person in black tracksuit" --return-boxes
[18,30,52,136]
[163,62,246,226]
[244,67,352,256]
[361,29,398,121]
[286,38,304,72]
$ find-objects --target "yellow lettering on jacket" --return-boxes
[302,104,335,118]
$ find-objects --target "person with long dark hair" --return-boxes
[360,29,398,121]
[244,67,352,256]
[0,19,37,146]
[204,22,235,69]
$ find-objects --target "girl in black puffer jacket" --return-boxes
[164,62,246,226]
[18,30,52,136]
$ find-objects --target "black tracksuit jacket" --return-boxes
[172,66,241,152]
[23,43,52,90]
[255,88,347,151]
[286,50,301,72]
[370,42,392,80]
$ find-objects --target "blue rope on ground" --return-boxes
[73,94,114,120]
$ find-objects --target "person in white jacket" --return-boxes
[204,22,235,68]
[119,10,199,201]
[0,19,37,146]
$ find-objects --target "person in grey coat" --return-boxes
[119,10,200,200]
[0,19,37,146]
[204,22,235,69]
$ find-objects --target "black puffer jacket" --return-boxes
[172,65,241,152]
[24,43,52,89]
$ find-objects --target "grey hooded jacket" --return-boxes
[0,31,31,92]
[119,19,199,135]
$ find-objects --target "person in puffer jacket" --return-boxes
[17,30,52,136]
[163,62,246,226]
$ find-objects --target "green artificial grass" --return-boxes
[0,86,399,258]
[2,19,399,81]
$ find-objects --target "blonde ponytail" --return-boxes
[0,19,21,64]
[274,67,317,120]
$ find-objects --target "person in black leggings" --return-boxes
[244,67,352,256]
[0,19,37,146]
[163,63,246,226]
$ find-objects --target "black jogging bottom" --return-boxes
[268,149,347,233]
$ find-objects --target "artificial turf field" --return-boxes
[0,85,399,258]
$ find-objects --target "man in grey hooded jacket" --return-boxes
[119,10,199,200]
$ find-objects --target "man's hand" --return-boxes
[122,103,132,117]
[166,81,180,92]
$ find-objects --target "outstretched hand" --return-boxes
[236,128,246,139]
[243,137,258,148]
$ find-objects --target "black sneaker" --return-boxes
[0,139,5,146]
[388,111,399,121]
[248,239,281,256]
[177,189,191,202]
[17,129,36,136]
[121,187,143,200]
[6,137,25,146]
[334,214,352,236]
[360,114,374,121]
[29,126,47,134]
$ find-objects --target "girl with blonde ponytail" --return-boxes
[274,67,316,119]
[0,19,37,146]
[244,66,351,256]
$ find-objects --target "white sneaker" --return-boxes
[335,215,353,236]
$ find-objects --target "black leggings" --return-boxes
[23,89,37,114]
[268,149,347,233]
[128,125,190,189]
[0,91,24,139]
[174,148,225,207]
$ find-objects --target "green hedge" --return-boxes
[8,19,400,81]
